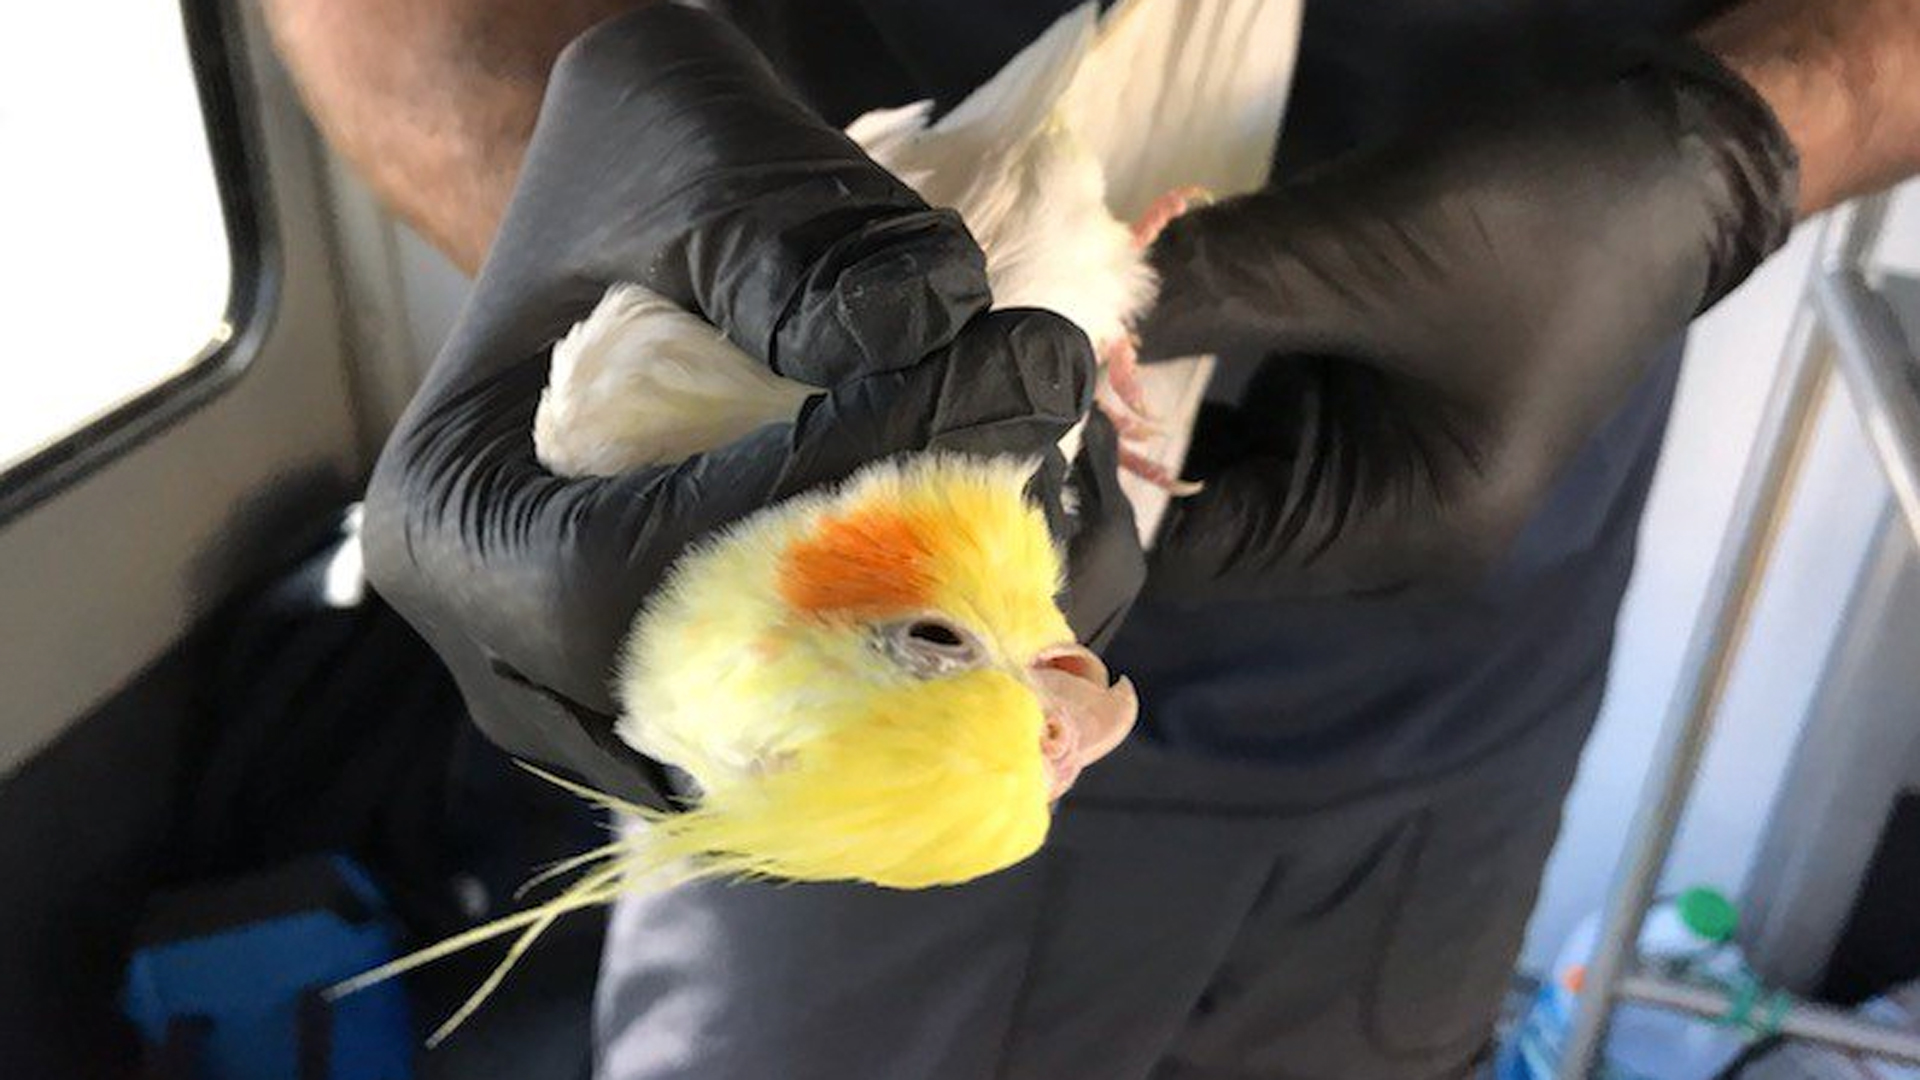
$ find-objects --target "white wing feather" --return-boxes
[839,101,935,176]
[848,5,1144,351]
[1063,0,1300,219]
[533,284,813,477]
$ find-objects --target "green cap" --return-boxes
[1677,886,1739,943]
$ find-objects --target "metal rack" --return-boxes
[1556,193,1920,1079]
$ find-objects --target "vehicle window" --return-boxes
[0,1,234,474]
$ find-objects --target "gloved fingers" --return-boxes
[1134,178,1528,434]
[1136,73,1781,547]
[776,308,1097,491]
[365,310,1096,713]
[1137,41,1798,603]
[1131,186,1545,600]
[1145,450,1491,603]
[1135,186,1418,367]
[445,3,991,396]
[1143,358,1515,601]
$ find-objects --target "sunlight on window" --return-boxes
[0,3,234,474]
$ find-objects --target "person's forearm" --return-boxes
[261,0,647,273]
[1698,0,1920,215]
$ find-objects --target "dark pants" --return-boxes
[593,684,1596,1080]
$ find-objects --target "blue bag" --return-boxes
[122,855,415,1080]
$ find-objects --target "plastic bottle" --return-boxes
[1500,887,1752,1080]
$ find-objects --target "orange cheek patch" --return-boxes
[779,504,939,618]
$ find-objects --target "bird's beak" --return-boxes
[1030,644,1139,800]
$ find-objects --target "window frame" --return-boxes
[0,0,275,522]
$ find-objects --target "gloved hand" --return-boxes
[360,5,1143,808]
[1139,41,1798,601]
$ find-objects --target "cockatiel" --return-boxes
[335,457,1141,1043]
[337,0,1300,1043]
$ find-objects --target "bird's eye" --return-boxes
[883,616,983,677]
[907,620,966,648]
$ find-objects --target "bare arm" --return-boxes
[261,0,647,273]
[1698,0,1920,215]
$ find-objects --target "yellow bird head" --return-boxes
[616,454,1138,888]
[337,455,1137,1046]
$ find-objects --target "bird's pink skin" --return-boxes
[1130,185,1212,249]
[1030,644,1139,801]
[1117,446,1205,497]
[1101,333,1156,424]
[1096,390,1164,442]
[1095,185,1214,493]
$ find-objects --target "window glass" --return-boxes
[0,2,234,473]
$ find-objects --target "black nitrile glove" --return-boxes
[1140,41,1797,601]
[360,6,1142,808]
